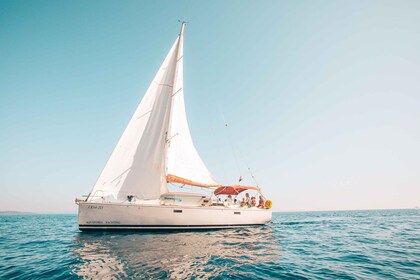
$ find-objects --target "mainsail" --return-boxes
[89,23,219,201]
[166,23,219,188]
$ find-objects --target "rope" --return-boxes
[218,107,260,187]
[247,167,259,187]
[204,74,260,187]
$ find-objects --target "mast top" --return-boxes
[178,20,187,36]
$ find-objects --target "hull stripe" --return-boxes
[79,223,264,230]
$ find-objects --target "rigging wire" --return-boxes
[199,49,259,188]
[216,104,260,187]
[200,97,228,181]
[217,106,243,181]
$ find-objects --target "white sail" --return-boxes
[89,37,180,201]
[166,24,219,187]
[89,23,218,202]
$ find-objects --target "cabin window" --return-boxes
[173,209,182,213]
[234,212,241,215]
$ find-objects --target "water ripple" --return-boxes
[0,210,419,279]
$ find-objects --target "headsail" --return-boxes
[89,37,180,201]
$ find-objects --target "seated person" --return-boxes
[240,198,246,207]
[251,196,257,207]
[245,193,251,207]
[257,196,265,208]
[224,194,233,207]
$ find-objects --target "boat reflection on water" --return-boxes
[71,226,280,279]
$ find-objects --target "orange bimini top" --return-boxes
[214,185,260,195]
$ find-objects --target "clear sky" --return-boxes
[1,0,419,213]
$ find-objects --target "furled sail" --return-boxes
[89,23,219,202]
[166,24,219,188]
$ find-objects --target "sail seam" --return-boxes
[158,83,173,88]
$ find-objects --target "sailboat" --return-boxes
[76,22,272,230]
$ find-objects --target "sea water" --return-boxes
[0,209,418,279]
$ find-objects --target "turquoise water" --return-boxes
[0,210,419,279]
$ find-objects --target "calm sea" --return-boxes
[0,209,419,279]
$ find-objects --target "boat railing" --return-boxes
[84,190,148,204]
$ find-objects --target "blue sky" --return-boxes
[1,0,419,213]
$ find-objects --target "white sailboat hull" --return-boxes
[78,202,272,230]
[77,24,273,231]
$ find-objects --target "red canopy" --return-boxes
[214,185,260,195]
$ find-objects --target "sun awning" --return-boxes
[214,185,261,195]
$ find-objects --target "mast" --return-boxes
[165,22,185,172]
[179,21,186,38]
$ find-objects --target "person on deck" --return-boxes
[258,196,265,208]
[245,193,251,207]
[251,196,256,207]
[240,198,246,207]
[224,195,233,207]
